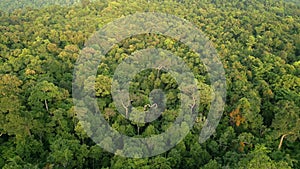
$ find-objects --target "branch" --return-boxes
[278,133,293,150]
[189,96,196,113]
[243,142,250,145]
[121,102,129,118]
[157,65,166,77]
[150,103,157,108]
[44,99,49,112]
[144,103,158,111]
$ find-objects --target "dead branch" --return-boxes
[189,96,196,113]
[45,99,49,112]
[144,103,158,111]
[278,134,288,150]
[121,102,129,118]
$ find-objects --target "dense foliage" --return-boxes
[0,0,299,168]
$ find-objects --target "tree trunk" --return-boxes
[122,102,128,118]
[190,96,196,113]
[278,134,288,150]
[45,99,49,111]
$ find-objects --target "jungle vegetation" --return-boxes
[0,0,300,168]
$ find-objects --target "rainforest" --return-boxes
[0,0,300,168]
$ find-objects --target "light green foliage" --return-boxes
[238,144,291,169]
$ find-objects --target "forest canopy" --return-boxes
[0,0,299,168]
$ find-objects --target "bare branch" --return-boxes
[156,65,166,77]
[278,133,293,150]
[189,96,196,113]
[44,99,49,112]
[150,103,157,108]
[144,103,158,111]
[121,102,129,118]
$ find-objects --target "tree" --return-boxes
[95,75,112,98]
[28,81,66,112]
[202,160,222,169]
[271,100,300,150]
[0,74,23,135]
[237,144,291,169]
